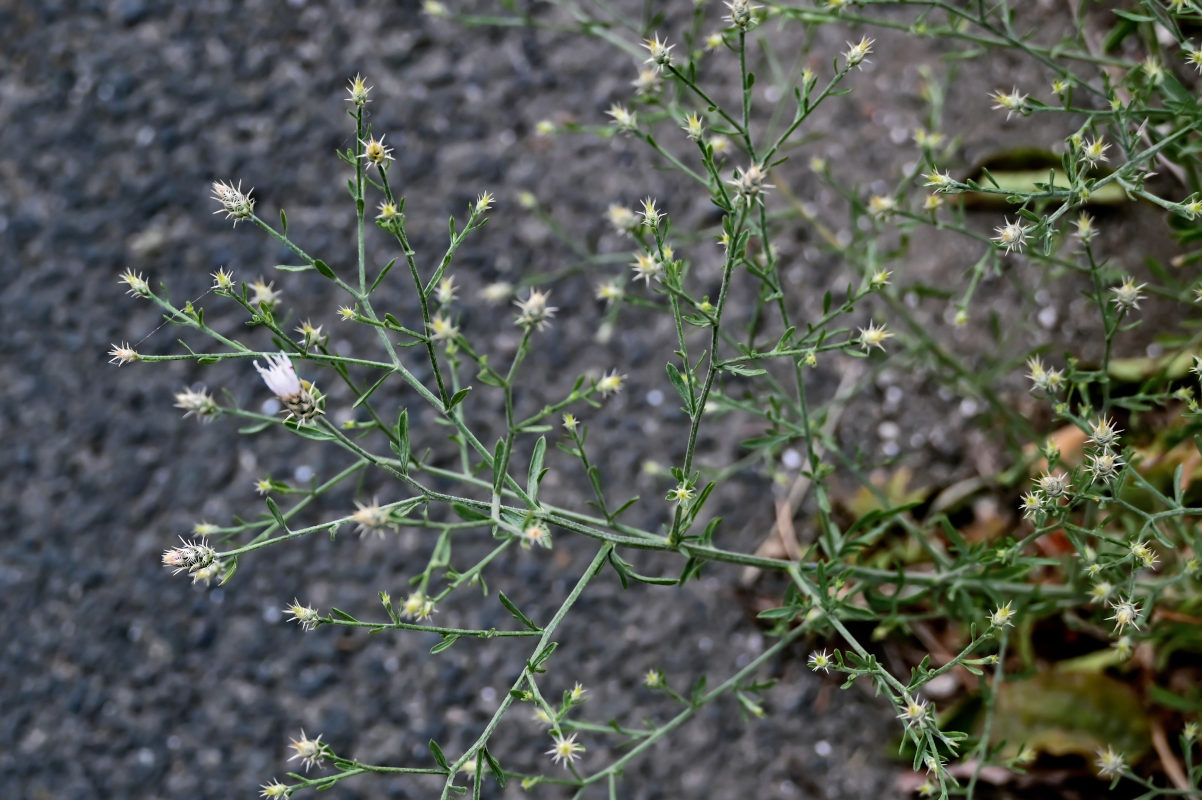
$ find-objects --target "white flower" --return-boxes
[255,353,303,400]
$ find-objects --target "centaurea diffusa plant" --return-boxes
[112,2,1202,798]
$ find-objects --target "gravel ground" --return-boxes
[1,2,1183,799]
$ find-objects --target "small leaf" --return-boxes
[329,607,357,622]
[279,208,288,234]
[451,502,490,523]
[723,364,767,376]
[446,387,472,412]
[499,592,540,631]
[431,634,460,654]
[391,408,410,473]
[429,740,450,771]
[665,363,693,413]
[482,747,505,788]
[313,259,335,279]
[527,436,547,501]
[264,497,289,531]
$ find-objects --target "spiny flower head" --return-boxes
[351,499,395,539]
[868,194,896,217]
[479,281,513,304]
[522,522,552,549]
[569,682,587,703]
[596,370,626,397]
[858,321,893,352]
[376,201,400,222]
[1110,276,1146,314]
[359,134,394,167]
[606,203,640,235]
[1025,355,1065,393]
[897,694,929,728]
[630,70,658,96]
[682,112,704,142]
[108,342,139,366]
[724,0,760,31]
[640,197,662,229]
[807,649,834,673]
[632,70,658,96]
[914,128,944,149]
[666,482,695,505]
[989,87,1028,119]
[843,36,874,69]
[546,733,585,767]
[249,277,281,307]
[162,537,218,577]
[428,314,459,344]
[1142,56,1165,84]
[643,33,675,71]
[596,280,624,304]
[211,180,255,224]
[288,731,327,772]
[992,217,1031,254]
[923,170,956,192]
[475,191,494,214]
[284,599,320,631]
[989,601,1016,629]
[1095,745,1126,779]
[1074,211,1097,243]
[436,276,458,305]
[294,320,324,347]
[1087,417,1122,449]
[259,778,289,798]
[514,288,557,331]
[1078,136,1110,167]
[255,353,323,424]
[1107,598,1142,633]
[1087,450,1123,484]
[1187,46,1202,74]
[607,104,637,132]
[1089,580,1114,604]
[643,669,664,687]
[119,268,151,298]
[211,267,235,292]
[1129,540,1158,568]
[174,387,218,422]
[1019,490,1045,520]
[345,73,372,106]
[730,163,773,205]
[1038,471,1071,499]
[400,591,427,619]
[338,305,357,321]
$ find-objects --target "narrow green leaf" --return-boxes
[429,740,449,770]
[451,502,489,522]
[391,408,410,473]
[264,497,288,531]
[527,436,546,501]
[430,634,460,654]
[482,747,505,788]
[499,592,540,631]
[329,607,357,622]
[279,208,288,235]
[492,438,507,495]
[665,363,693,413]
[446,387,472,412]
[312,259,335,279]
[529,641,558,670]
